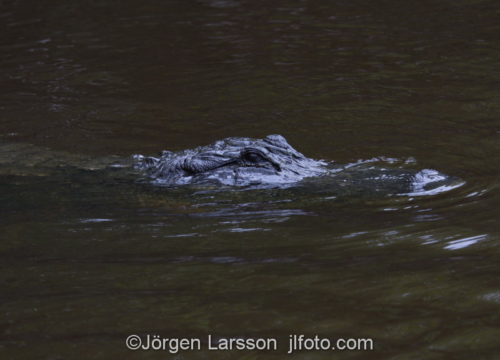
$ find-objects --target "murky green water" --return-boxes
[2,0,500,359]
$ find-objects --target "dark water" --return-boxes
[2,0,500,359]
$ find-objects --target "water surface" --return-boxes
[2,0,500,359]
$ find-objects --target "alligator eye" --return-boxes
[244,152,265,163]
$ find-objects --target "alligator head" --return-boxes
[134,135,328,187]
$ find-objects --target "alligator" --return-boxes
[0,135,463,199]
[133,134,463,195]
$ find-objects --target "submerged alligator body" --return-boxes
[134,134,463,195]
[0,135,463,198]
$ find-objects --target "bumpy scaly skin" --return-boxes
[134,135,463,193]
[134,135,326,186]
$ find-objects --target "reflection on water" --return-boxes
[2,0,500,359]
[443,234,488,251]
